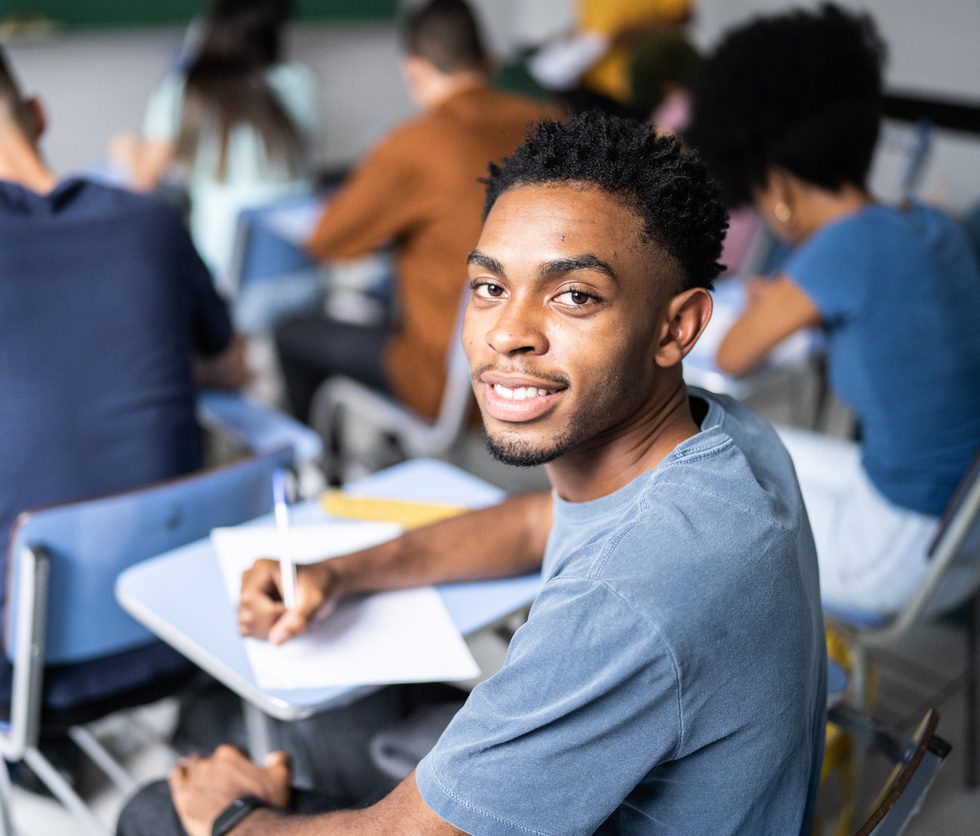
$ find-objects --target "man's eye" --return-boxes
[473,282,504,299]
[555,289,596,306]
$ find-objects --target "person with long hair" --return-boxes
[114,0,320,290]
[687,4,980,616]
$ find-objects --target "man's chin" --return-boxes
[483,430,567,468]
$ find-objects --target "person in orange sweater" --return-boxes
[276,0,559,424]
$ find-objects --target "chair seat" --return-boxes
[1,642,194,733]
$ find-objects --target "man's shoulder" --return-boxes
[555,395,808,588]
[0,178,186,241]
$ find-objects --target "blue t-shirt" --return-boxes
[784,203,980,516]
[0,178,232,567]
[416,392,826,835]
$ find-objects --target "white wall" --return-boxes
[6,23,416,175]
[4,0,979,209]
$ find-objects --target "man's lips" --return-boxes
[478,375,567,423]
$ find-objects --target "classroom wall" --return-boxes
[6,23,415,175]
[4,0,979,210]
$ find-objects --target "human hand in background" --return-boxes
[195,334,250,391]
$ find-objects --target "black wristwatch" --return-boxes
[211,795,271,836]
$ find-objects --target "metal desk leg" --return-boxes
[966,592,978,789]
[243,701,280,761]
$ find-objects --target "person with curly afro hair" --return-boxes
[687,4,980,616]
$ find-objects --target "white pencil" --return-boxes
[272,469,297,610]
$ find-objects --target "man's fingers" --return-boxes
[267,609,311,645]
[238,593,286,637]
[264,750,290,769]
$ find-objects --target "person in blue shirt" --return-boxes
[0,46,245,712]
[118,111,825,836]
[687,4,980,616]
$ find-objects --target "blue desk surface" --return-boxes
[116,459,541,720]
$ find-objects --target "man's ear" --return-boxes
[23,96,46,142]
[654,287,713,368]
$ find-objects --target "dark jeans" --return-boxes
[116,683,466,835]
[274,313,391,424]
[115,779,361,836]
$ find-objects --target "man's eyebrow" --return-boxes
[467,250,505,276]
[541,254,619,283]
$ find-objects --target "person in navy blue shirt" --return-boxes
[688,5,980,615]
[0,47,244,708]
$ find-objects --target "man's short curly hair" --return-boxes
[686,3,886,206]
[483,110,728,291]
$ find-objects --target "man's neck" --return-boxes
[794,181,872,241]
[417,71,486,110]
[0,126,57,194]
[545,377,700,503]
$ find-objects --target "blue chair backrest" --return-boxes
[5,448,292,666]
[231,194,326,334]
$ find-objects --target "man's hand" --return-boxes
[169,745,291,836]
[195,335,250,391]
[239,559,340,644]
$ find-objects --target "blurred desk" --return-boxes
[116,459,541,722]
[684,277,823,415]
[233,192,393,331]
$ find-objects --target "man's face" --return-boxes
[463,183,680,467]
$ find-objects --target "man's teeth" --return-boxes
[492,384,556,400]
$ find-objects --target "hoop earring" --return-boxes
[773,201,793,224]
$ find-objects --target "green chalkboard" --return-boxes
[2,1,399,30]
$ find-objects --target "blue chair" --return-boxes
[0,448,292,835]
[198,389,322,464]
[227,194,327,335]
[308,288,473,483]
[826,704,950,836]
[824,453,980,788]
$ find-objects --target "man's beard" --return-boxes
[482,427,573,468]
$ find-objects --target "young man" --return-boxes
[274,0,558,423]
[0,47,245,712]
[119,112,825,836]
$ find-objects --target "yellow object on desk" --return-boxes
[320,490,467,530]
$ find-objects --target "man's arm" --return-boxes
[194,334,249,390]
[239,490,552,644]
[715,274,822,376]
[307,129,423,261]
[170,747,461,836]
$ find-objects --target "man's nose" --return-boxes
[486,298,548,356]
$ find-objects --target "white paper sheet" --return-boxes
[210,524,481,689]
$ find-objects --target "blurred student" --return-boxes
[528,0,690,115]
[687,4,980,615]
[626,29,762,277]
[112,0,320,291]
[0,46,243,717]
[275,0,558,424]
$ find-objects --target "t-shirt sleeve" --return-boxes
[782,219,866,325]
[415,576,682,836]
[142,73,186,142]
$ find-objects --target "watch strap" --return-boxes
[211,794,271,836]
